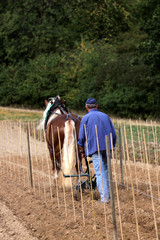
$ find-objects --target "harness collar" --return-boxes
[44,98,69,131]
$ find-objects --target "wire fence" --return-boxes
[0,119,160,240]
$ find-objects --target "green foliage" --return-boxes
[0,0,160,119]
[138,4,160,74]
[0,0,131,65]
[0,54,61,107]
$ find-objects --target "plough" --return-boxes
[63,157,96,200]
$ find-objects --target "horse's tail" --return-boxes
[62,119,76,188]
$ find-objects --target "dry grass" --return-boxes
[0,107,42,121]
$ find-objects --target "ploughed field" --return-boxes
[0,108,160,240]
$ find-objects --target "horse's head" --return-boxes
[45,95,61,107]
[36,95,61,130]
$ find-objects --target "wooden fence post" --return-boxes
[105,135,118,240]
[27,124,33,188]
[118,127,124,186]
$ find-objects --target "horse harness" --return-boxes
[65,113,80,123]
[45,97,69,131]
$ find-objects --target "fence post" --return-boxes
[118,127,124,186]
[105,135,118,240]
[27,124,33,188]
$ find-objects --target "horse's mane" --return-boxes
[36,101,53,130]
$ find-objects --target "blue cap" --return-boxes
[85,98,97,107]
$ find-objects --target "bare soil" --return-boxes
[0,122,160,240]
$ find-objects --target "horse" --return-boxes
[36,96,82,188]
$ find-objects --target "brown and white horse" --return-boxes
[37,96,82,188]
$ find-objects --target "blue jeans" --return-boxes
[92,151,109,203]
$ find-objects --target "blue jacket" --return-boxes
[78,109,116,156]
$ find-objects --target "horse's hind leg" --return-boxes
[48,150,59,179]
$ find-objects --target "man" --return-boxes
[78,98,116,203]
